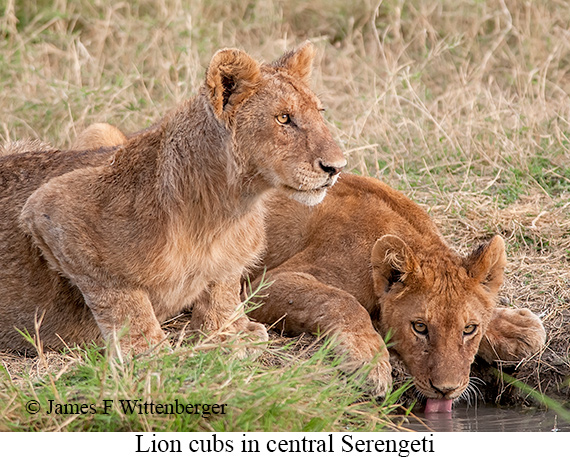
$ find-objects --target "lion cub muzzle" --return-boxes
[283,155,346,206]
[316,158,345,178]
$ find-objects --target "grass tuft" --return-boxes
[0,338,404,432]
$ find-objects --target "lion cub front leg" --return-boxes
[478,307,546,363]
[21,181,168,354]
[190,275,269,350]
[25,252,167,354]
[78,283,168,353]
[249,270,392,397]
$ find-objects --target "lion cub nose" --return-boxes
[430,381,459,397]
[317,158,346,177]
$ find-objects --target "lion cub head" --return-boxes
[205,42,346,206]
[371,234,506,402]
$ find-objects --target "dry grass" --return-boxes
[1,0,569,408]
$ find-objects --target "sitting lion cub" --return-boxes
[249,174,546,410]
[0,43,346,355]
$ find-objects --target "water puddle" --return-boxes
[399,405,567,432]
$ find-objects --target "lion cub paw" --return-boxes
[365,358,393,398]
[478,307,546,363]
[337,331,393,397]
[208,317,268,358]
[227,317,269,342]
[110,330,171,357]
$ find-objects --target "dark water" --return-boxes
[398,405,567,432]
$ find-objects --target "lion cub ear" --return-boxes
[271,41,316,85]
[206,48,261,120]
[464,235,507,295]
[371,235,422,295]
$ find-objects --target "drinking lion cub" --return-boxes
[0,43,345,354]
[250,174,546,411]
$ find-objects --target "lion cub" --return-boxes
[0,43,345,354]
[249,174,546,409]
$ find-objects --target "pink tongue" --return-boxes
[424,398,453,414]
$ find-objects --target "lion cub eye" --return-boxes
[275,113,291,125]
[412,321,428,336]
[463,324,477,336]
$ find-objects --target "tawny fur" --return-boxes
[247,174,546,398]
[70,123,127,151]
[0,43,346,354]
[0,139,56,156]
